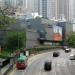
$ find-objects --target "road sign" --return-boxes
[26,50,29,57]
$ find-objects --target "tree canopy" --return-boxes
[67,33,75,48]
[5,31,26,52]
[0,16,16,29]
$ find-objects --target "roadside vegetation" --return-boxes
[67,33,75,48]
[0,9,26,58]
[0,15,16,29]
[0,31,26,58]
[5,31,26,52]
[28,46,61,54]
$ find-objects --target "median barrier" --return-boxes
[3,64,13,75]
[28,46,61,55]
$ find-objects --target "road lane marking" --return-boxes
[60,60,71,75]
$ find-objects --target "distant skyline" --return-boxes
[0,0,75,21]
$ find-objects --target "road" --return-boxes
[10,49,75,75]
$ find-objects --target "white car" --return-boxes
[65,48,71,53]
[70,54,75,60]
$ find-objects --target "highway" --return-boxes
[10,49,75,75]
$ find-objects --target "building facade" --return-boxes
[37,0,74,21]
[56,0,75,21]
[38,0,49,19]
[0,0,5,7]
[26,29,39,48]
[5,0,17,7]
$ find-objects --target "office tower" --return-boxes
[56,0,73,21]
[69,0,74,20]
[27,0,34,12]
[73,0,75,18]
[38,0,56,19]
[38,0,74,21]
[38,0,47,18]
[34,0,39,12]
[5,0,17,8]
[46,0,57,19]
[5,0,26,8]
[0,0,5,7]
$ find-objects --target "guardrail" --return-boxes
[3,65,13,75]
[1,56,17,75]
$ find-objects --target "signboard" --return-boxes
[53,25,62,41]
[26,51,29,57]
[57,22,66,40]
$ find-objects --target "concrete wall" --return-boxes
[26,29,39,48]
[45,26,53,40]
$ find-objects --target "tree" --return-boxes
[0,7,16,29]
[5,30,26,53]
[0,16,16,29]
[67,33,75,48]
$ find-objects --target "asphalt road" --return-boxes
[10,49,75,75]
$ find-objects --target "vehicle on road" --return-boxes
[70,54,75,60]
[53,51,59,57]
[65,48,71,53]
[62,46,68,50]
[16,53,28,70]
[44,60,52,71]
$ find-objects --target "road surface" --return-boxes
[10,49,75,75]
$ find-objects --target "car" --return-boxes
[44,60,52,71]
[53,51,59,57]
[62,46,68,50]
[65,48,71,53]
[70,54,75,60]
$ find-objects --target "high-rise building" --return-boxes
[5,0,17,7]
[38,0,74,21]
[55,0,75,21]
[3,0,74,21]
[27,0,34,12]
[5,0,27,8]
[48,0,57,19]
[26,0,39,12]
[69,0,74,20]
[73,0,75,18]
[38,0,47,18]
[56,0,70,21]
[34,0,39,12]
[0,0,5,7]
[38,0,57,19]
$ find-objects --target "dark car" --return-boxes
[65,48,71,53]
[44,60,52,71]
[53,51,59,57]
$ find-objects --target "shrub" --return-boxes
[5,31,26,53]
[67,34,75,48]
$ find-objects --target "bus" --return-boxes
[16,53,28,70]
